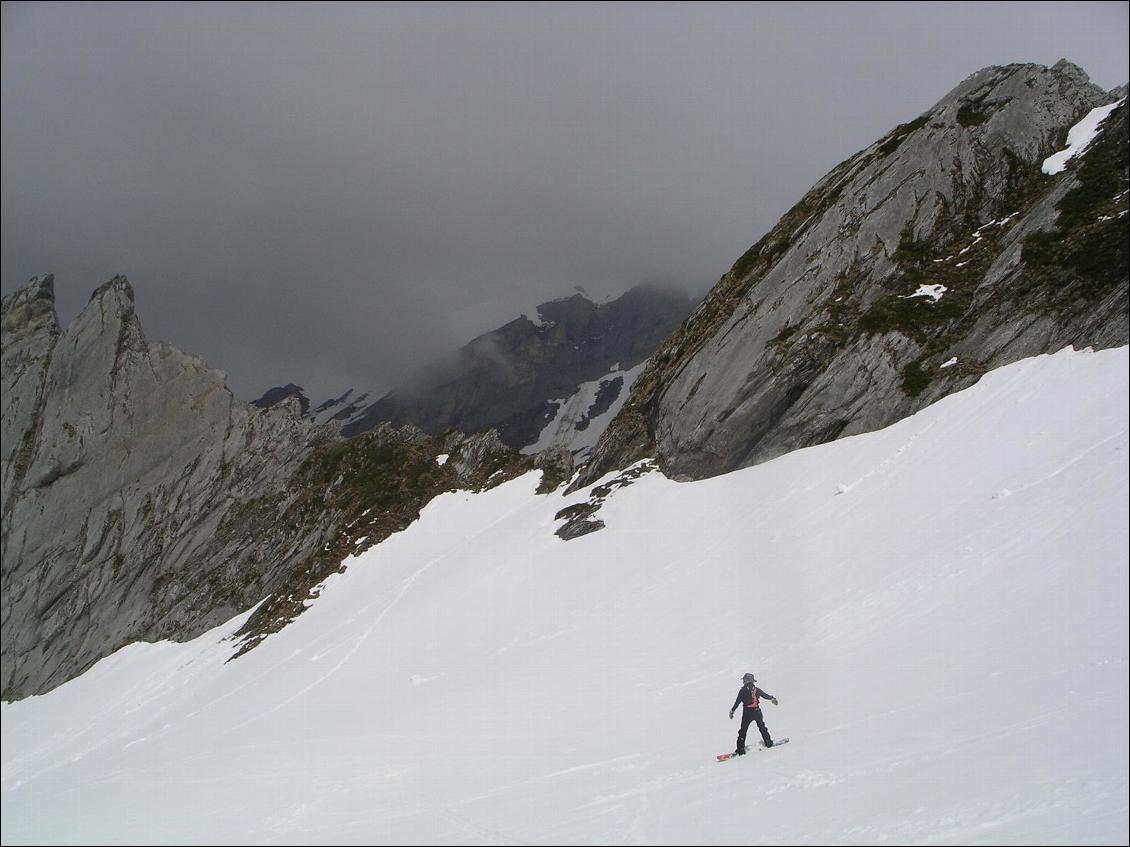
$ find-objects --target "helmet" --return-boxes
[742,673,756,684]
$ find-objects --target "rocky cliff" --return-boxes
[578,61,1128,486]
[1,276,540,699]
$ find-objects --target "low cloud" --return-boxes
[3,3,1126,401]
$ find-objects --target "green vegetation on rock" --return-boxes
[900,360,932,396]
[1021,102,1129,304]
[957,104,990,127]
[877,113,932,156]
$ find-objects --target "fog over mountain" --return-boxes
[2,3,1127,400]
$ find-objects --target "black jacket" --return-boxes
[732,684,774,712]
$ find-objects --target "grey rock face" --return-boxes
[579,61,1128,486]
[1,275,60,515]
[1,276,338,699]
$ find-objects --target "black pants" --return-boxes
[737,706,772,753]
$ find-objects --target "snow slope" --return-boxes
[522,361,646,460]
[1042,98,1125,175]
[2,347,1127,846]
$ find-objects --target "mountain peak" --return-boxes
[342,283,692,447]
[1,274,60,339]
[1050,57,1091,82]
[930,60,1108,141]
[252,383,311,415]
[88,274,136,305]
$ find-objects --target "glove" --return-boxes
[729,709,735,720]
[772,697,779,706]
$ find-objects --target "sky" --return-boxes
[2,2,1127,401]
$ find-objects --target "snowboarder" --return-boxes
[728,673,779,754]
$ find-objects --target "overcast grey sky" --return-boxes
[3,2,1127,401]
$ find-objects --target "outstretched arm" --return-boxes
[757,686,779,705]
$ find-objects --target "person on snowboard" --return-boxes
[729,673,778,754]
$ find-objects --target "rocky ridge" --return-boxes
[1,277,544,699]
[577,61,1129,487]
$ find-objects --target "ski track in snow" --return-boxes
[220,493,542,739]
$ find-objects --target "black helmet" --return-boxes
[742,673,756,684]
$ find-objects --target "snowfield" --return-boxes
[2,346,1127,846]
[1041,98,1126,175]
[522,361,647,460]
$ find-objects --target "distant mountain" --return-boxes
[249,383,309,415]
[254,282,693,459]
[578,60,1128,487]
[306,387,374,427]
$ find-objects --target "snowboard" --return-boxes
[716,738,789,761]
